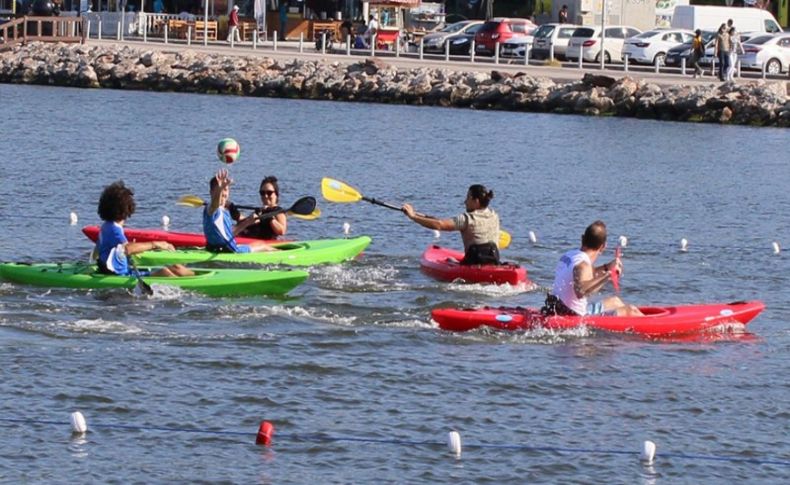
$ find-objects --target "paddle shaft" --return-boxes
[363,196,435,218]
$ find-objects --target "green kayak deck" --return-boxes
[131,236,372,267]
[0,263,308,297]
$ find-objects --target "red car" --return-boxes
[474,18,536,56]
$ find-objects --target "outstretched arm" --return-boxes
[208,169,231,214]
[402,203,455,231]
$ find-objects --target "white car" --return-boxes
[500,30,538,58]
[532,23,581,60]
[622,29,694,65]
[739,33,790,75]
[566,25,643,63]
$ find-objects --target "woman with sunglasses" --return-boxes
[231,176,288,240]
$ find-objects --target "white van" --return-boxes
[671,6,782,34]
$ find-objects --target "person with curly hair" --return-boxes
[96,181,193,277]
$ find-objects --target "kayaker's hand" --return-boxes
[215,168,233,190]
[611,258,623,276]
[402,203,416,219]
[153,241,175,251]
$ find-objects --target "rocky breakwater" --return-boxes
[2,42,789,127]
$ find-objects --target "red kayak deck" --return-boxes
[431,300,765,336]
[82,226,279,248]
[420,245,529,286]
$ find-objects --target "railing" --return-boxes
[0,16,85,45]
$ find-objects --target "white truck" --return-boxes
[670,6,782,34]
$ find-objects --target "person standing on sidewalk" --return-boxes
[690,29,705,78]
[727,27,744,82]
[227,5,241,44]
[714,24,730,82]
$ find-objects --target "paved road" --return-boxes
[86,38,789,88]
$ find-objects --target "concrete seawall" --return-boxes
[2,42,788,127]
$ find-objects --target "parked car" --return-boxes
[531,23,580,60]
[500,27,539,58]
[444,23,485,55]
[422,20,483,53]
[739,33,790,75]
[566,26,642,63]
[665,31,716,67]
[622,29,694,65]
[474,17,536,56]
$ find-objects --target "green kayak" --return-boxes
[131,236,372,267]
[0,263,308,297]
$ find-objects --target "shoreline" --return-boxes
[1,41,788,127]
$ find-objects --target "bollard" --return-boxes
[274,31,278,51]
[578,50,583,69]
[761,61,766,79]
[346,34,351,56]
[419,38,424,60]
[86,20,91,40]
[470,40,475,62]
[143,23,147,42]
[299,32,303,53]
[524,41,530,66]
[711,57,716,77]
[116,21,121,41]
[654,55,660,74]
[445,39,449,62]
[164,24,168,44]
[253,30,257,49]
[231,32,235,48]
[370,33,376,57]
[681,57,686,76]
[98,20,102,40]
[395,35,400,57]
[494,42,500,64]
[321,32,326,55]
[736,59,741,78]
[187,26,191,45]
[623,53,628,72]
[549,41,555,62]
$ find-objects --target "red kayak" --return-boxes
[82,226,279,248]
[431,300,765,336]
[420,245,529,286]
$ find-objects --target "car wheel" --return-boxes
[766,58,781,75]
[595,51,612,64]
[654,52,666,66]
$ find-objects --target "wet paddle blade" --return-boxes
[130,260,154,296]
[287,196,317,216]
[289,208,321,220]
[498,230,512,250]
[177,194,206,208]
[322,178,363,203]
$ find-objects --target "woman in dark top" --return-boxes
[231,176,287,240]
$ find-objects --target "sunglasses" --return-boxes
[260,190,277,196]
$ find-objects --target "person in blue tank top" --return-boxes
[96,181,193,277]
[203,169,275,253]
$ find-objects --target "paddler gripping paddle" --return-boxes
[177,195,320,220]
[321,177,512,249]
[610,247,621,293]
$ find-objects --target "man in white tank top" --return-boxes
[548,220,642,317]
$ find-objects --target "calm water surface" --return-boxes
[0,84,788,483]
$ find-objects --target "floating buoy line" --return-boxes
[1,414,788,468]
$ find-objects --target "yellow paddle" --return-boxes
[176,194,321,220]
[321,177,512,249]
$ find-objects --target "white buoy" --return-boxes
[433,230,441,239]
[619,235,628,248]
[70,411,87,434]
[447,431,462,458]
[641,440,656,464]
[342,222,351,236]
[69,212,78,225]
[772,242,780,255]
[680,238,688,252]
[528,231,537,244]
[161,215,170,228]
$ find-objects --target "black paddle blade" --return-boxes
[288,196,317,216]
[135,278,154,297]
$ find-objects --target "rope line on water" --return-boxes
[1,416,788,467]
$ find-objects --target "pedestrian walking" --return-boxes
[227,5,241,44]
[714,24,730,81]
[690,29,705,78]
[727,27,744,82]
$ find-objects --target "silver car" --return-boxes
[531,23,580,60]
[422,20,483,53]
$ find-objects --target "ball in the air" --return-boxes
[217,138,240,164]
